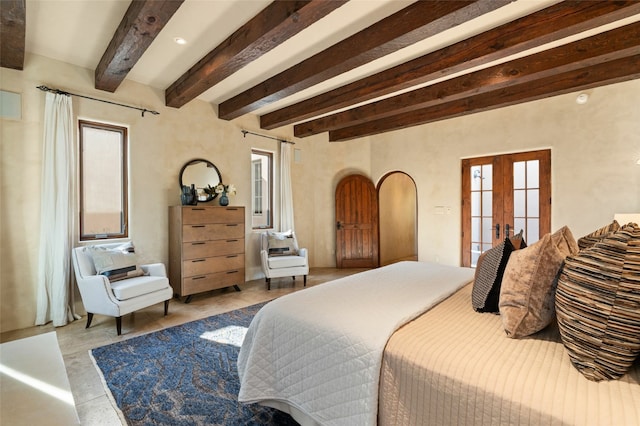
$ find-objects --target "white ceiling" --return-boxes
[24,0,639,119]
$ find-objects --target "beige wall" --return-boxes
[369,79,640,266]
[0,54,370,332]
[1,53,639,333]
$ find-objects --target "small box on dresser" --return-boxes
[169,206,245,301]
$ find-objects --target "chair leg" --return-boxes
[85,313,94,329]
[304,275,307,287]
[292,276,296,281]
[116,317,122,336]
[164,300,169,316]
[266,277,271,290]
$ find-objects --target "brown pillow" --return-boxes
[556,223,640,381]
[471,231,526,313]
[577,220,620,250]
[499,226,579,338]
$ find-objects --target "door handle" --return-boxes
[505,223,511,237]
[494,223,500,240]
[337,221,342,230]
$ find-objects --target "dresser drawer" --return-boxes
[182,269,245,295]
[182,239,244,260]
[182,206,244,225]
[182,223,243,242]
[183,254,244,277]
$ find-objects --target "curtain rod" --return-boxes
[241,129,294,144]
[36,85,160,117]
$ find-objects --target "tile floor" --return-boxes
[0,268,365,425]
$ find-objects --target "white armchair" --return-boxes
[260,231,309,290]
[71,242,173,335]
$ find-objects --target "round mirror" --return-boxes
[179,159,222,202]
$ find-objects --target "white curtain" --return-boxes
[280,142,295,232]
[36,92,78,326]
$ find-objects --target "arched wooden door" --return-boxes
[335,174,379,268]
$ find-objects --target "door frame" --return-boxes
[461,149,551,267]
[377,171,418,265]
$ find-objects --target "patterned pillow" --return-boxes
[499,226,579,338]
[577,220,620,250]
[267,230,299,256]
[471,231,526,313]
[555,223,640,381]
[86,243,144,282]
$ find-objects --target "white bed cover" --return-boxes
[237,261,475,425]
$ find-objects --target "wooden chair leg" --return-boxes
[85,312,94,329]
[164,300,169,316]
[116,317,122,336]
[266,277,271,290]
[304,275,307,287]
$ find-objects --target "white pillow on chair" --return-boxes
[86,243,144,282]
[267,230,299,256]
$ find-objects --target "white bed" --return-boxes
[237,261,640,426]
[237,261,474,425]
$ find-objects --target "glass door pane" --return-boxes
[512,159,540,244]
[470,163,492,267]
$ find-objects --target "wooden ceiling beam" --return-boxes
[295,22,640,138]
[262,0,640,130]
[328,55,640,142]
[219,0,511,120]
[165,1,348,109]
[0,0,25,70]
[95,0,184,93]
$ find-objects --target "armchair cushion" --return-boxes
[267,255,307,269]
[110,275,170,301]
[86,243,144,282]
[266,230,299,256]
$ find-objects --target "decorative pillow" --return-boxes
[577,220,620,250]
[86,242,144,282]
[267,230,299,256]
[471,231,526,313]
[555,223,640,381]
[499,226,579,338]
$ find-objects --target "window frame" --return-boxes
[78,119,129,241]
[251,149,273,230]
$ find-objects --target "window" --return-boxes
[251,150,272,229]
[79,120,128,241]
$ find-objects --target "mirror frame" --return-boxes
[179,158,222,202]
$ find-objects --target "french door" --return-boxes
[461,149,551,267]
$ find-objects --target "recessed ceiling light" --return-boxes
[576,93,589,104]
[174,37,187,45]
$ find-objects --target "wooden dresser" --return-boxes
[169,206,245,302]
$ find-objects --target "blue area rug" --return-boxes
[90,302,298,425]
